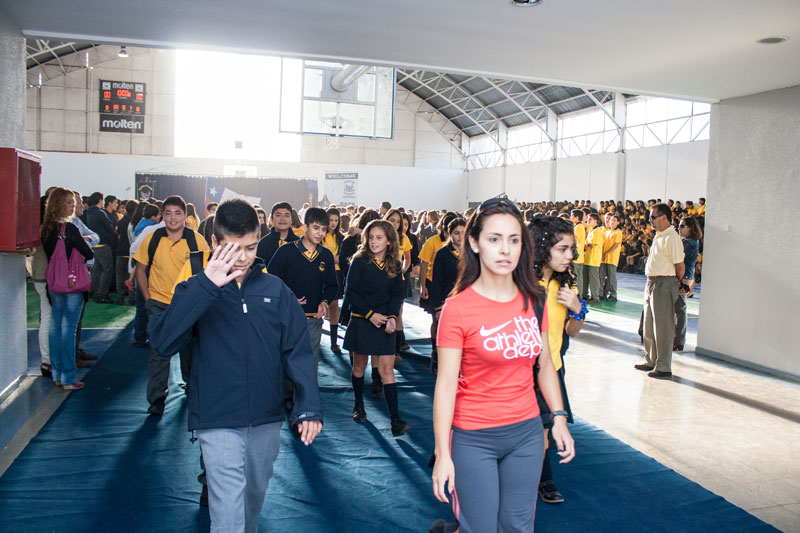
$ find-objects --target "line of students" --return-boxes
[134,195,580,532]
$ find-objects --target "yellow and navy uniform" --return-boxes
[429,242,461,312]
[574,223,586,265]
[322,232,343,271]
[267,240,338,317]
[539,278,579,371]
[133,229,210,304]
[342,254,405,355]
[585,227,605,267]
[398,234,412,262]
[602,228,623,266]
[186,215,200,232]
[256,228,299,266]
[419,234,445,282]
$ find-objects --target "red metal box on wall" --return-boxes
[0,148,42,251]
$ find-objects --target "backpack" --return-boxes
[145,226,199,276]
[45,223,91,294]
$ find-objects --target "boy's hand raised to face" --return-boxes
[204,242,244,288]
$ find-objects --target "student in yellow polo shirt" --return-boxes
[583,213,604,303]
[133,195,210,416]
[600,215,623,302]
[570,209,586,300]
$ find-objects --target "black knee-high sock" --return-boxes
[540,448,554,484]
[372,366,381,384]
[383,383,399,421]
[330,325,338,345]
[352,374,364,405]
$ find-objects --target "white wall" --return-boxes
[697,85,800,379]
[26,48,176,157]
[467,141,708,204]
[35,151,468,212]
[625,142,708,203]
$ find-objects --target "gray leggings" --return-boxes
[451,418,544,533]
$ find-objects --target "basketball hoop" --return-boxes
[322,115,343,151]
[323,135,341,151]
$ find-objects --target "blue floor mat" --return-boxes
[0,324,774,532]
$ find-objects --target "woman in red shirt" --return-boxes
[431,198,575,532]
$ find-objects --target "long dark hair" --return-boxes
[531,217,576,289]
[326,207,343,245]
[353,220,400,278]
[41,187,74,239]
[681,216,703,240]
[453,200,542,311]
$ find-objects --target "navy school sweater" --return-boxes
[267,240,338,316]
[344,254,405,320]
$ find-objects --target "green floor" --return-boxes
[26,279,136,329]
[586,287,700,320]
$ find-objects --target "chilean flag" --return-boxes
[205,179,261,216]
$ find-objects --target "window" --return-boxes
[557,105,619,158]
[624,97,710,149]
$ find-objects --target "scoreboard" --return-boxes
[99,80,146,133]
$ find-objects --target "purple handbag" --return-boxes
[45,223,91,294]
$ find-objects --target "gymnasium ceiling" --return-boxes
[7,0,799,136]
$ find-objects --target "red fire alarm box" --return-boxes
[0,148,42,251]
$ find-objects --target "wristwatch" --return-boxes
[551,410,568,420]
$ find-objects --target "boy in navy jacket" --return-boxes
[267,207,338,370]
[149,199,322,532]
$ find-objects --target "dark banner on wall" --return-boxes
[134,173,319,217]
[99,80,146,133]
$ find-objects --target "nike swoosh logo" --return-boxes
[479,320,512,337]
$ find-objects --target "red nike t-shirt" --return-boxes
[437,286,548,431]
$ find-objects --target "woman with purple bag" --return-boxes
[41,187,94,390]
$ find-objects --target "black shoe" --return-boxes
[199,484,208,507]
[132,340,149,348]
[634,363,655,371]
[353,404,367,423]
[331,344,342,354]
[587,298,601,304]
[673,344,684,351]
[607,296,617,302]
[40,363,53,378]
[391,418,412,437]
[371,377,383,399]
[648,370,673,380]
[147,397,165,416]
[429,519,459,533]
[538,481,564,504]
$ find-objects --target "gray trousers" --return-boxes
[145,298,193,406]
[643,277,679,372]
[580,263,590,299]
[198,422,282,533]
[586,265,601,300]
[90,245,113,300]
[307,316,323,372]
[574,262,584,298]
[600,263,617,299]
[450,418,544,533]
[674,293,687,346]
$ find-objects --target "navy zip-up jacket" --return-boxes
[256,228,299,266]
[148,263,323,431]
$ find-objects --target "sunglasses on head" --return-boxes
[476,197,521,216]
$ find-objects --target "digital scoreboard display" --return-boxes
[99,80,146,133]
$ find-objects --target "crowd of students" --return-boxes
[30,187,705,532]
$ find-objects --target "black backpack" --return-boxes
[145,227,202,277]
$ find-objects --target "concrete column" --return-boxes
[697,85,800,380]
[0,8,31,399]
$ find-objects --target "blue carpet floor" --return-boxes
[0,322,775,532]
